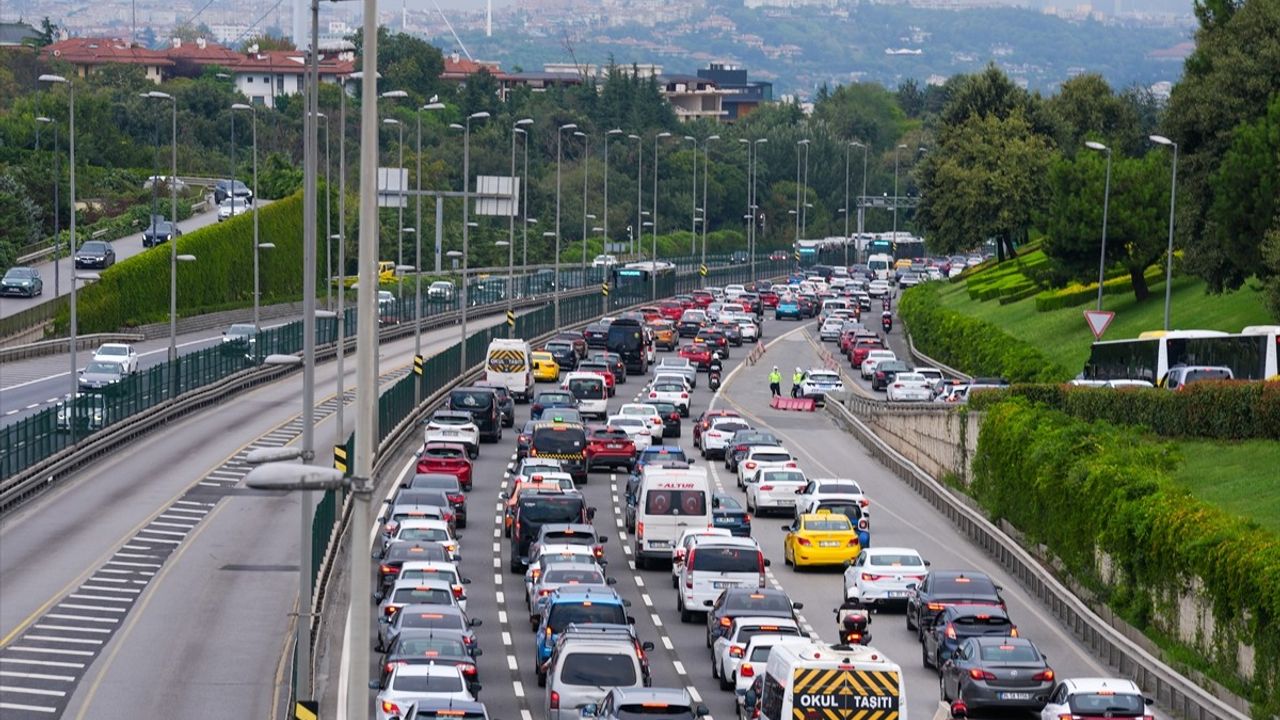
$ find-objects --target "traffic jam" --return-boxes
[363,273,1156,720]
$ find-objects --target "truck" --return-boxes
[759,639,905,720]
[485,338,534,402]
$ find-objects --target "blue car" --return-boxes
[534,587,631,682]
[775,299,802,320]
[712,493,751,537]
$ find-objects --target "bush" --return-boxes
[58,191,314,332]
[1033,266,1164,312]
[898,283,1068,382]
[972,400,1280,714]
[968,381,1280,440]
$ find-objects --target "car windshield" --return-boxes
[84,362,120,374]
[400,569,458,584]
[227,324,257,337]
[748,645,776,662]
[935,575,999,596]
[422,447,464,460]
[568,378,603,397]
[616,705,697,720]
[738,625,800,644]
[654,384,685,393]
[558,652,637,686]
[611,418,645,429]
[762,471,805,484]
[644,490,705,516]
[544,568,604,584]
[450,390,493,409]
[537,393,574,404]
[519,497,584,523]
[5,268,34,279]
[804,517,852,531]
[868,553,924,567]
[715,495,743,510]
[400,612,464,631]
[712,421,750,434]
[690,546,758,572]
[532,426,586,454]
[639,448,687,465]
[97,346,128,356]
[978,642,1041,662]
[431,415,471,426]
[1067,693,1146,716]
[816,483,860,495]
[725,591,791,612]
[80,242,108,253]
[548,602,627,631]
[397,636,468,656]
[809,373,840,383]
[392,587,454,605]
[751,452,791,463]
[399,527,450,543]
[392,673,464,693]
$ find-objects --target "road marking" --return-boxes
[0,685,66,697]
[0,659,84,669]
[661,636,673,650]
[4,647,93,657]
[650,613,663,627]
[42,615,114,625]
[23,637,102,646]
[0,670,75,681]
[0,702,57,713]
[507,655,518,670]
[32,625,110,635]
[512,680,525,698]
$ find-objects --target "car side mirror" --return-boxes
[791,601,804,610]
[622,599,632,607]
[695,704,710,718]
[587,507,597,521]
[462,578,472,585]
[687,459,695,465]
[1144,698,1154,707]
[626,615,636,625]
[702,599,714,607]
[905,583,917,591]
[469,618,483,627]
[368,680,381,690]
[924,560,931,566]
[499,492,509,500]
[763,559,771,567]
[598,536,609,544]
[606,577,617,585]
[471,648,483,656]
[641,641,655,651]
[579,704,598,718]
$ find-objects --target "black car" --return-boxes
[650,401,682,438]
[582,323,610,349]
[74,240,116,268]
[509,489,593,572]
[474,381,515,428]
[705,587,803,647]
[711,493,751,537]
[78,360,126,391]
[142,216,182,247]
[676,314,706,338]
[448,386,502,442]
[906,570,1005,638]
[923,604,1017,670]
[531,390,578,422]
[797,294,818,318]
[1,267,42,297]
[516,419,538,459]
[872,360,912,391]
[405,473,467,527]
[213,178,253,204]
[723,430,782,473]
[543,341,578,372]
[589,351,627,384]
[377,629,482,690]
[694,328,729,356]
[740,293,763,315]
[552,332,588,359]
[715,322,743,347]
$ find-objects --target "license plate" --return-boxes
[887,590,908,598]
[648,540,670,548]
[713,581,738,589]
[999,693,1032,701]
[607,443,622,449]
[714,518,732,524]
[775,499,795,505]
[440,430,460,436]
[819,541,840,547]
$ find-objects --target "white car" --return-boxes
[798,369,844,400]
[616,403,665,438]
[1039,678,1152,720]
[861,350,897,379]
[793,478,869,521]
[867,279,891,297]
[377,576,461,620]
[607,415,654,450]
[91,343,139,374]
[915,367,946,395]
[724,284,746,299]
[819,317,845,341]
[725,314,759,342]
[842,547,928,607]
[592,254,618,268]
[701,417,751,460]
[736,446,798,489]
[733,634,810,701]
[885,372,934,402]
[375,664,475,720]
[384,518,460,561]
[712,616,801,689]
[427,280,455,300]
[423,411,480,459]
[652,358,697,388]
[669,527,733,587]
[524,544,602,603]
[647,379,690,416]
[745,467,807,515]
[398,560,470,613]
[216,198,250,221]
[511,458,563,484]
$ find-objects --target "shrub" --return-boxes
[972,400,1280,714]
[898,283,1068,382]
[1033,266,1164,312]
[968,382,1280,440]
[58,191,314,332]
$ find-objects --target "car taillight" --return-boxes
[1033,669,1054,681]
[384,604,400,616]
[650,392,658,398]
[380,564,396,575]
[861,573,883,581]
[530,568,541,581]
[893,383,902,388]
[460,662,477,676]
[594,545,604,558]
[1010,626,1019,637]
[637,522,644,539]
[927,602,946,611]
[680,392,688,399]
[859,499,870,507]
[449,494,464,504]
[674,549,685,562]
[719,616,733,628]
[729,645,745,658]
[759,485,773,491]
[740,662,754,677]
[945,623,957,640]
[796,537,811,546]
[539,588,554,596]
[785,462,797,468]
[382,701,401,715]
[384,661,406,673]
[745,462,756,470]
[549,691,560,709]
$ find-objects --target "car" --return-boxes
[213,178,253,204]
[914,367,947,396]
[54,392,108,432]
[615,403,665,438]
[383,518,460,562]
[533,587,632,673]
[735,446,797,489]
[501,481,571,536]
[658,301,685,322]
[712,616,802,690]
[701,417,751,460]
[473,381,516,428]
[745,467,807,516]
[415,443,473,493]
[378,576,461,621]
[375,602,480,654]
[923,604,1018,670]
[91,343,139,374]
[872,360,912,392]
[543,341,579,372]
[725,314,760,343]
[528,562,614,621]
[906,570,1006,637]
[867,279,891,297]
[652,358,697,388]
[1162,364,1234,390]
[940,635,1054,709]
[774,297,802,320]
[531,351,560,382]
[78,360,126,391]
[819,317,845,341]
[377,540,454,599]
[677,310,708,337]
[585,426,636,472]
[1038,677,1153,720]
[374,663,476,720]
[530,390,578,422]
[448,386,503,443]
[649,401,683,438]
[843,547,929,606]
[427,280,456,302]
[143,175,188,192]
[543,624,653,714]
[886,371,934,401]
[860,350,897,379]
[216,197,250,221]
[670,528,734,586]
[724,430,781,474]
[849,337,886,367]
[509,489,593,572]
[142,216,182,247]
[797,369,844,403]
[646,380,691,417]
[583,322,610,349]
[695,328,730,356]
[678,343,714,370]
[577,360,617,396]
[524,546,603,604]
[704,587,804,648]
[423,410,480,460]
[712,493,752,537]
[731,633,810,702]
[74,240,116,268]
[692,409,740,450]
[377,628,479,689]
[783,511,862,569]
[397,561,471,611]
[1,267,42,297]
[221,322,259,357]
[792,478,869,520]
[589,351,628,385]
[592,253,619,268]
[579,686,708,720]
[648,321,678,351]
[405,473,468,526]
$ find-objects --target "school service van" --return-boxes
[760,639,906,720]
[633,465,712,569]
[486,338,534,402]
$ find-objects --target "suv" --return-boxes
[675,537,768,622]
[213,178,253,204]
[1162,364,1233,390]
[544,625,653,718]
[473,381,515,428]
[510,489,593,572]
[579,687,708,720]
[704,587,803,648]
[534,587,631,674]
[906,569,1005,638]
[448,386,502,443]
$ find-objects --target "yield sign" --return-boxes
[1084,310,1115,339]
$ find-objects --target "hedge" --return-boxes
[968,381,1280,440]
[1033,265,1165,312]
[898,283,1068,382]
[997,282,1042,304]
[58,191,313,333]
[972,399,1280,714]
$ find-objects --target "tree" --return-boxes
[241,34,295,52]
[812,82,910,149]
[0,174,42,265]
[1040,150,1172,300]
[350,26,446,105]
[897,79,925,119]
[914,110,1051,259]
[939,64,1058,140]
[1044,73,1140,155]
[1203,94,1280,290]
[28,17,58,49]
[1262,215,1280,320]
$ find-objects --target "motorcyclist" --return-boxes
[835,597,872,645]
[881,310,893,333]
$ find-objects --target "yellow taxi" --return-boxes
[531,351,560,382]
[648,320,677,351]
[784,510,862,569]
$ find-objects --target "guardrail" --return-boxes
[0,332,145,363]
[825,398,1249,720]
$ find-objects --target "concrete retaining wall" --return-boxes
[835,393,981,484]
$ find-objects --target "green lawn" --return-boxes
[1173,439,1280,534]
[936,273,1271,376]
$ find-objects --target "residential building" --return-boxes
[223,50,355,108]
[659,74,728,122]
[696,63,773,120]
[41,37,174,83]
[0,21,41,47]
[440,51,506,84]
[165,37,243,77]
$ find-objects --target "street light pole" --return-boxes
[40,75,76,393]
[231,103,261,326]
[604,129,622,259]
[893,143,907,240]
[801,139,810,239]
[856,141,867,262]
[700,135,718,285]
[412,100,446,390]
[1085,141,1112,311]
[555,122,578,328]
[843,141,851,267]
[509,118,532,336]
[630,133,642,259]
[1150,134,1179,331]
[653,131,671,301]
[461,111,490,368]
[322,111,331,311]
[685,135,697,255]
[575,130,590,270]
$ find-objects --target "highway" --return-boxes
[0,312,506,720]
[0,199,236,321]
[333,310,1126,720]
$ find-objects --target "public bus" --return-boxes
[1083,326,1280,385]
[611,261,675,287]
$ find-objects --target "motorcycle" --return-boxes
[834,600,873,646]
[708,371,722,391]
[881,311,893,333]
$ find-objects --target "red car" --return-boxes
[849,338,885,368]
[674,294,697,309]
[693,409,741,450]
[577,360,617,395]
[679,342,714,369]
[760,291,780,308]
[639,306,663,322]
[658,301,685,322]
[690,290,714,307]
[585,426,637,472]
[416,442,474,490]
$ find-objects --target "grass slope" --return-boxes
[1174,439,1280,535]
[936,273,1271,375]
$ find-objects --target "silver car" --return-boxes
[373,663,476,720]
[580,686,709,719]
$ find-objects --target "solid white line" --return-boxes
[5,647,94,657]
[0,670,74,682]
[56,604,126,613]
[67,594,131,604]
[0,659,84,669]
[23,636,102,645]
[43,614,115,624]
[0,684,66,697]
[33,624,110,634]
[0,701,57,712]
[80,586,141,594]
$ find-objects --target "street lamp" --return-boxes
[381,90,410,268]
[684,135,697,255]
[40,74,77,385]
[37,116,62,296]
[739,137,767,278]
[801,139,811,239]
[507,118,532,336]
[1085,141,1113,311]
[231,103,263,327]
[555,122,578,328]
[700,135,719,285]
[454,111,490,369]
[604,128,623,259]
[412,101,446,379]
[652,131,673,301]
[629,133,643,258]
[851,141,868,263]
[574,130,592,271]
[1150,134,1179,331]
[893,143,907,240]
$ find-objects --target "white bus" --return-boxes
[1083,326,1279,385]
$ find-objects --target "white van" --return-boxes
[867,253,894,280]
[561,372,607,419]
[485,338,534,402]
[676,536,768,622]
[759,639,906,720]
[634,465,712,569]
